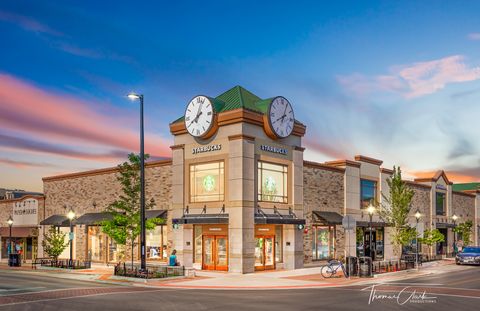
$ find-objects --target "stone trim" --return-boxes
[381,168,394,175]
[42,159,172,182]
[0,194,44,203]
[404,180,432,189]
[228,134,255,141]
[303,160,345,173]
[452,190,476,198]
[354,155,383,166]
[294,146,305,152]
[324,159,361,168]
[170,144,185,150]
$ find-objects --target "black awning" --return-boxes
[312,211,343,225]
[146,209,167,220]
[356,221,387,228]
[436,222,455,229]
[254,214,305,225]
[75,212,113,225]
[40,215,70,227]
[173,214,229,224]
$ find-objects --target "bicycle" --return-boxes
[320,259,349,278]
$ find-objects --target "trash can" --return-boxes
[345,256,358,277]
[8,253,21,267]
[358,256,373,278]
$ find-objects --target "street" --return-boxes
[0,264,477,310]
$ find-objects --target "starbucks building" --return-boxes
[38,86,480,274]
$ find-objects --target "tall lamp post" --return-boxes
[127,92,146,271]
[7,216,13,257]
[367,204,375,260]
[67,208,75,268]
[414,210,422,270]
[452,214,458,255]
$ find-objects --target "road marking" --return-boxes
[0,287,46,294]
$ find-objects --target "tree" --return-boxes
[453,220,473,246]
[101,153,165,268]
[378,166,415,257]
[419,229,445,255]
[42,226,69,260]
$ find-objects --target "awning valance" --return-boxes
[146,209,167,220]
[356,221,387,228]
[75,212,113,225]
[255,207,305,225]
[312,211,343,225]
[173,214,229,224]
[436,222,455,229]
[40,215,70,227]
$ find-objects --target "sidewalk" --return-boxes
[0,259,457,290]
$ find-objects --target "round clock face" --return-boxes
[184,95,215,137]
[267,97,294,138]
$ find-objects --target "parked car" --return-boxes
[455,246,480,265]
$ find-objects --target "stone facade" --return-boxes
[41,161,172,260]
[303,162,344,263]
[452,191,476,245]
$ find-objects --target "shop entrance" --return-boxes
[255,236,275,270]
[202,235,228,271]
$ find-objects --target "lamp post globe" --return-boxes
[414,210,422,270]
[452,214,458,255]
[127,92,147,271]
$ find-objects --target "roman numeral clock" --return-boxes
[263,96,295,139]
[184,95,218,139]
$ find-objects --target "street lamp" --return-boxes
[452,214,458,255]
[127,92,146,271]
[367,203,375,260]
[67,208,75,268]
[414,210,422,270]
[7,216,13,257]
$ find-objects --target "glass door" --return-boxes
[215,236,228,271]
[255,236,275,270]
[202,236,215,270]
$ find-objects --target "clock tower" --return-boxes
[169,86,306,273]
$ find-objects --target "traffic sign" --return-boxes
[342,215,356,231]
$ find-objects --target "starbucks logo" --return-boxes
[203,175,216,192]
[264,176,276,193]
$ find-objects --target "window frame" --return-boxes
[435,192,446,216]
[189,160,225,203]
[360,179,377,209]
[257,160,288,203]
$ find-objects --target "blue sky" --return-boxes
[1,0,480,191]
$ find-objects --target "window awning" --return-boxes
[255,207,305,225]
[146,209,167,220]
[75,212,113,225]
[40,215,70,227]
[356,221,387,228]
[436,222,455,229]
[312,211,343,225]
[173,214,229,224]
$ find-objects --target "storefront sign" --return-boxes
[13,199,38,226]
[260,144,288,155]
[436,184,447,190]
[209,227,222,231]
[192,144,222,155]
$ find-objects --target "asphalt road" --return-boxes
[0,265,478,311]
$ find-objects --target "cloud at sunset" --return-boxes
[0,73,171,164]
[338,55,480,98]
[0,10,62,36]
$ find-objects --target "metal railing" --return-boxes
[40,259,91,269]
[114,262,185,279]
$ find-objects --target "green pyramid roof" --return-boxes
[452,182,480,192]
[171,86,281,124]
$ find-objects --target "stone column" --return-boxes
[228,136,255,273]
[284,224,303,269]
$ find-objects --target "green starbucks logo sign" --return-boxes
[264,176,276,193]
[203,175,216,192]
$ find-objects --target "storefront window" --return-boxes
[146,225,167,260]
[275,225,283,263]
[190,161,225,202]
[356,226,384,260]
[360,179,377,208]
[436,192,446,216]
[312,225,335,260]
[88,226,106,262]
[108,239,125,262]
[194,225,202,263]
[257,161,288,203]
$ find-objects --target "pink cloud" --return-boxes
[0,74,171,160]
[0,10,63,36]
[338,55,480,98]
[0,158,56,169]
